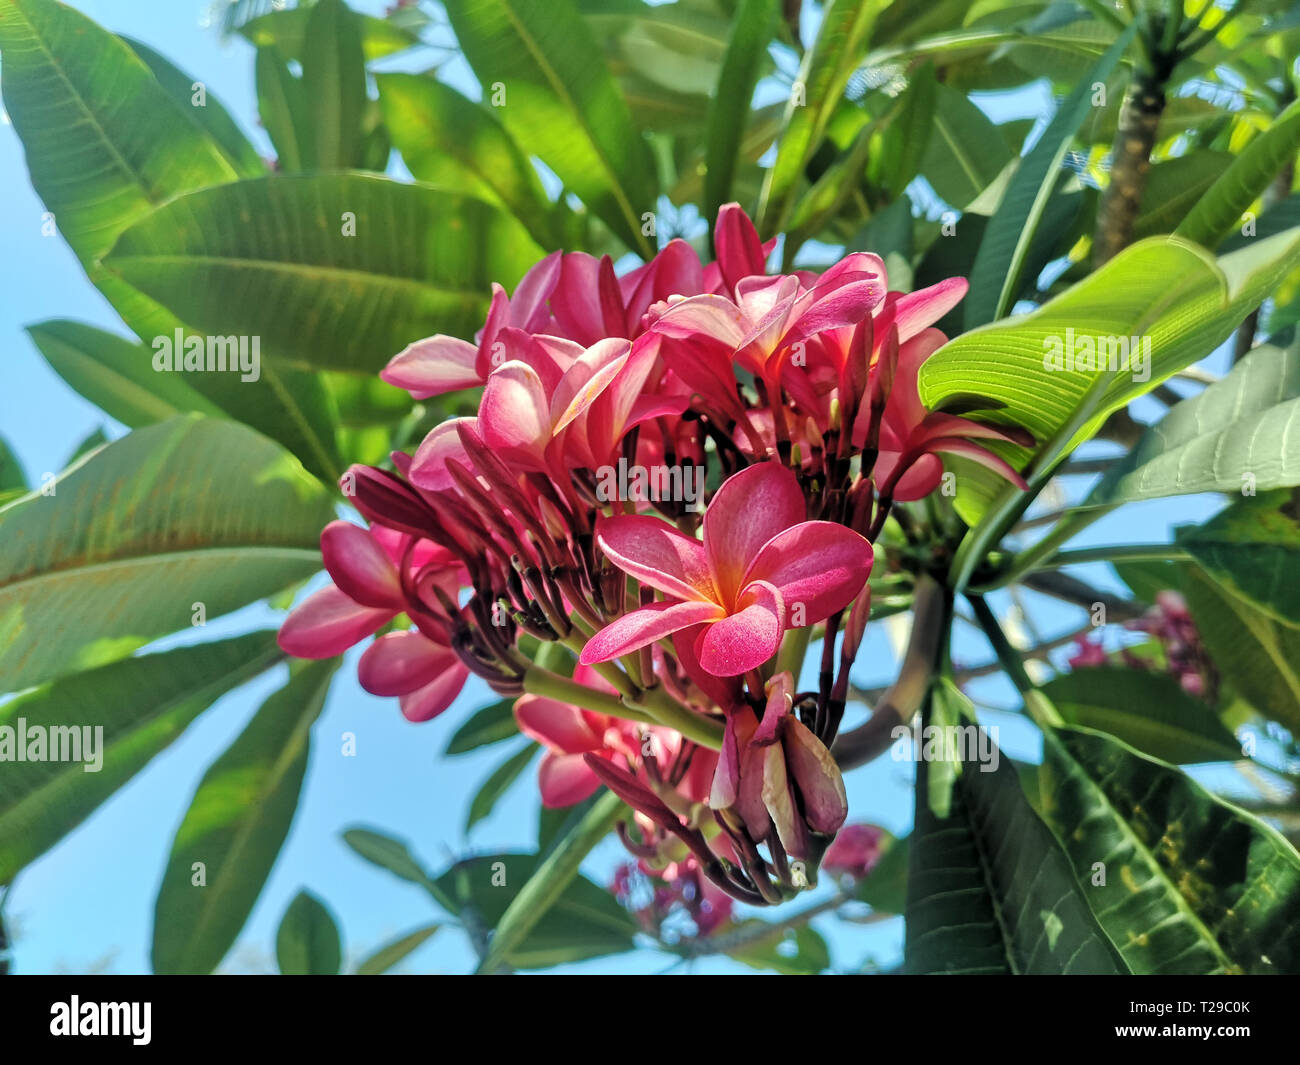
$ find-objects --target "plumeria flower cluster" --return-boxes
[1068,589,1218,701]
[278,205,1031,906]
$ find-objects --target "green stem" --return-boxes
[523,666,655,725]
[967,596,1064,729]
[775,624,812,681]
[974,504,1112,592]
[1040,542,1189,568]
[635,684,725,750]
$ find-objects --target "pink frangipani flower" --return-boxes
[579,462,872,677]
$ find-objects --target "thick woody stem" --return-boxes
[1093,65,1169,267]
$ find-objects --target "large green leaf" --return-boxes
[904,684,1128,974]
[964,24,1135,329]
[255,45,314,173]
[152,658,336,974]
[240,5,422,62]
[1176,98,1300,249]
[442,0,657,258]
[1039,724,1300,974]
[1179,489,1300,627]
[757,0,888,234]
[377,74,563,249]
[26,320,225,429]
[121,36,265,179]
[917,83,1014,212]
[465,741,536,832]
[104,174,545,375]
[341,826,460,912]
[441,847,637,971]
[0,416,332,692]
[0,632,283,882]
[0,0,342,483]
[301,0,367,170]
[703,0,775,226]
[924,231,1300,531]
[730,923,830,974]
[1179,564,1300,734]
[1040,667,1241,764]
[275,890,342,975]
[1087,343,1300,506]
[1131,151,1237,241]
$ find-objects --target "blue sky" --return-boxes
[0,0,1232,975]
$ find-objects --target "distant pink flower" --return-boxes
[580,462,872,677]
[821,824,886,880]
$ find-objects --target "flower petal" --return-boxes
[398,662,468,722]
[320,520,402,608]
[381,335,481,398]
[695,580,785,677]
[891,276,967,343]
[703,462,805,608]
[277,585,391,658]
[538,751,602,807]
[781,716,848,834]
[478,360,551,457]
[714,202,770,291]
[514,694,606,754]
[743,521,872,625]
[580,599,726,664]
[358,630,458,696]
[596,515,717,602]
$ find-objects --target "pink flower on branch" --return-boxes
[579,462,873,677]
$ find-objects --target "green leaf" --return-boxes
[703,0,775,225]
[757,0,889,234]
[1178,489,1300,627]
[465,741,536,832]
[0,416,332,692]
[276,890,342,975]
[1038,724,1300,974]
[240,6,422,61]
[853,832,908,914]
[964,23,1136,329]
[904,687,1128,974]
[377,73,562,248]
[917,83,1014,212]
[730,923,830,974]
[876,62,938,202]
[1179,563,1300,734]
[63,427,108,466]
[442,846,637,971]
[1176,98,1300,249]
[442,0,657,258]
[1040,667,1241,764]
[26,320,225,429]
[925,231,1300,534]
[341,826,457,910]
[0,0,341,483]
[325,371,413,428]
[121,36,265,178]
[151,658,336,975]
[0,632,283,883]
[255,46,314,173]
[1131,151,1236,241]
[0,436,28,493]
[301,0,367,170]
[475,790,627,972]
[1087,343,1300,506]
[104,173,546,376]
[355,923,441,975]
[444,697,519,755]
